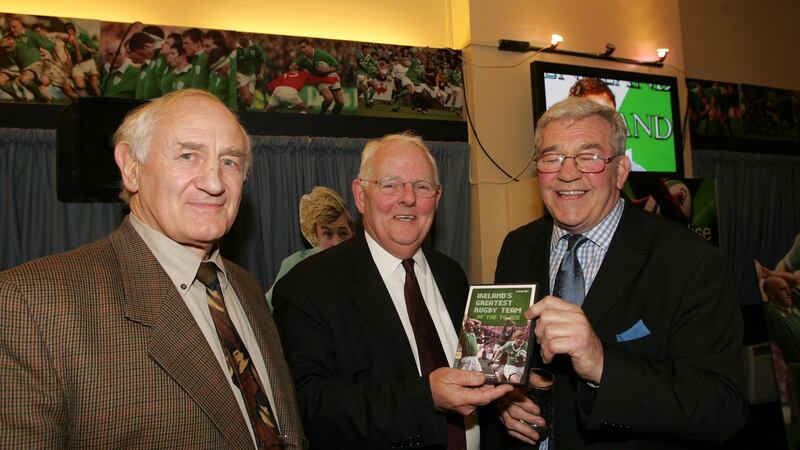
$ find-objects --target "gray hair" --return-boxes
[357,132,439,184]
[534,97,628,159]
[113,89,252,202]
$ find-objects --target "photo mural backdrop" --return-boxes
[754,236,800,431]
[0,13,464,121]
[687,78,800,151]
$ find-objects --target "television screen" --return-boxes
[531,61,684,176]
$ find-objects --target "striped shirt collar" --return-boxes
[551,198,625,251]
[549,198,625,293]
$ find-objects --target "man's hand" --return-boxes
[526,296,604,384]
[498,388,545,446]
[430,367,513,416]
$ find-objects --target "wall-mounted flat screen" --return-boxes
[531,61,684,176]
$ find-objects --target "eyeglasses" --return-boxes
[535,152,620,174]
[359,178,440,198]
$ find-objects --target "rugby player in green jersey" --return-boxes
[100,40,139,99]
[295,38,344,115]
[181,28,209,90]
[7,18,53,101]
[356,45,380,108]
[235,33,266,108]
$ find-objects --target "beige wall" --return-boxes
[3,0,456,47]
[679,0,800,90]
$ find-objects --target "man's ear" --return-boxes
[615,154,631,190]
[352,178,366,215]
[114,143,140,195]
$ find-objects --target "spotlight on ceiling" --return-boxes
[550,34,564,49]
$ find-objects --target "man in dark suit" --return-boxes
[273,133,513,449]
[0,89,304,448]
[495,97,747,449]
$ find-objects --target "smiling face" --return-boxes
[538,115,630,234]
[353,141,440,260]
[116,95,249,258]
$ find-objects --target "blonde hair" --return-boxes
[113,89,251,202]
[299,186,355,246]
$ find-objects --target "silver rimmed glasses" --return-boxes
[535,152,620,173]
[358,177,440,198]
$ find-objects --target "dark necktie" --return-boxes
[197,262,280,449]
[401,258,466,450]
[553,234,589,305]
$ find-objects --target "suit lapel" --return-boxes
[582,204,650,326]
[111,218,253,450]
[529,220,553,299]
[227,267,302,443]
[425,248,465,330]
[347,234,420,378]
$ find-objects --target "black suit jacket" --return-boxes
[273,233,505,449]
[495,202,747,449]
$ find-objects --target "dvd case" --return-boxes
[453,284,538,385]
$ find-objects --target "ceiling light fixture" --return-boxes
[498,36,669,67]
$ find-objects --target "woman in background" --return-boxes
[266,186,354,311]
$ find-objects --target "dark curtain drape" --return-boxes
[0,128,125,269]
[692,148,800,305]
[0,128,470,291]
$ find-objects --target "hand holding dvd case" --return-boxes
[453,284,538,385]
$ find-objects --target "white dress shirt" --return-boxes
[364,233,479,449]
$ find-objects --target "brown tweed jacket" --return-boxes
[0,217,304,449]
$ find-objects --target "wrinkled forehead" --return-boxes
[160,97,249,148]
[541,116,612,149]
[372,143,434,179]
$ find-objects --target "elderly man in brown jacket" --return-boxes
[0,89,304,449]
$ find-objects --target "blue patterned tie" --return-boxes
[553,234,589,305]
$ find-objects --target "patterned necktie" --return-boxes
[197,262,280,449]
[553,234,589,305]
[401,259,466,450]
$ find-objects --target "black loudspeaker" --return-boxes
[57,97,145,202]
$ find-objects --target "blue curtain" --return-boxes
[692,148,800,305]
[0,129,470,290]
[0,128,125,270]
